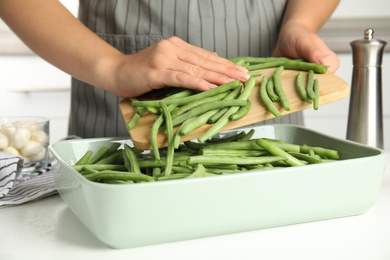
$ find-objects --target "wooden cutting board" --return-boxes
[119,68,349,150]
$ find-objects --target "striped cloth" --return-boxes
[0,153,57,208]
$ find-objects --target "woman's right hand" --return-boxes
[108,36,250,98]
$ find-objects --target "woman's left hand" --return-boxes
[273,23,340,73]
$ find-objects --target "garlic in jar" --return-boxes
[0,117,49,164]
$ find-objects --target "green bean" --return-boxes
[79,165,99,176]
[95,150,123,165]
[300,144,339,159]
[85,170,155,182]
[87,146,109,164]
[199,76,256,142]
[296,71,312,104]
[313,79,320,110]
[283,60,327,74]
[74,150,93,165]
[242,57,289,64]
[233,59,247,66]
[102,179,135,184]
[179,110,219,137]
[173,116,196,148]
[207,85,242,124]
[183,140,207,151]
[228,57,245,63]
[260,138,300,153]
[178,84,243,137]
[150,104,177,160]
[201,139,261,150]
[273,66,290,111]
[148,88,194,99]
[160,101,174,176]
[138,156,189,168]
[73,164,127,172]
[248,71,262,78]
[171,165,194,173]
[145,106,160,115]
[229,100,251,121]
[186,164,207,178]
[157,173,191,181]
[131,80,240,108]
[122,148,132,172]
[171,99,247,126]
[259,76,283,118]
[171,92,229,119]
[152,167,161,178]
[127,112,142,130]
[204,168,226,174]
[246,60,287,71]
[160,89,196,100]
[187,155,287,166]
[207,107,227,124]
[207,130,247,143]
[266,75,280,102]
[255,138,305,167]
[107,142,122,155]
[288,152,323,164]
[306,70,315,101]
[200,149,267,157]
[123,144,142,173]
[205,164,238,170]
[238,129,255,141]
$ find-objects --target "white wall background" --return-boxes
[0,0,389,150]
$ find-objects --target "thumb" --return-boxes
[315,53,340,73]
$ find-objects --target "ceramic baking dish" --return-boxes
[49,124,386,249]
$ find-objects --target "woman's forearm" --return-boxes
[0,0,250,98]
[282,0,340,32]
[0,0,122,92]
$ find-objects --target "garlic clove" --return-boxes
[1,123,16,139]
[29,147,47,162]
[12,127,32,149]
[20,140,43,157]
[31,130,49,146]
[2,146,20,156]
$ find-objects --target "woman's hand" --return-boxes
[273,24,340,73]
[109,36,250,98]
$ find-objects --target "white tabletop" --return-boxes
[1,154,389,260]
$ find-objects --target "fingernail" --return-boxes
[208,84,218,89]
[239,72,250,82]
[317,55,331,65]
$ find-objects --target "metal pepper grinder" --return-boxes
[346,28,386,149]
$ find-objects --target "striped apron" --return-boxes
[69,0,304,138]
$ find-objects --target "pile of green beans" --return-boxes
[72,129,340,184]
[228,56,327,74]
[228,57,324,118]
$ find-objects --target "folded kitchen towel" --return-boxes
[0,152,23,198]
[0,153,57,208]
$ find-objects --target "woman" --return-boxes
[0,0,340,138]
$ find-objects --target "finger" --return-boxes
[166,59,238,87]
[168,37,249,81]
[316,53,340,73]
[162,70,220,92]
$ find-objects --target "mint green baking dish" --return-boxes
[49,124,386,249]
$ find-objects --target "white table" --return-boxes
[1,154,389,260]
